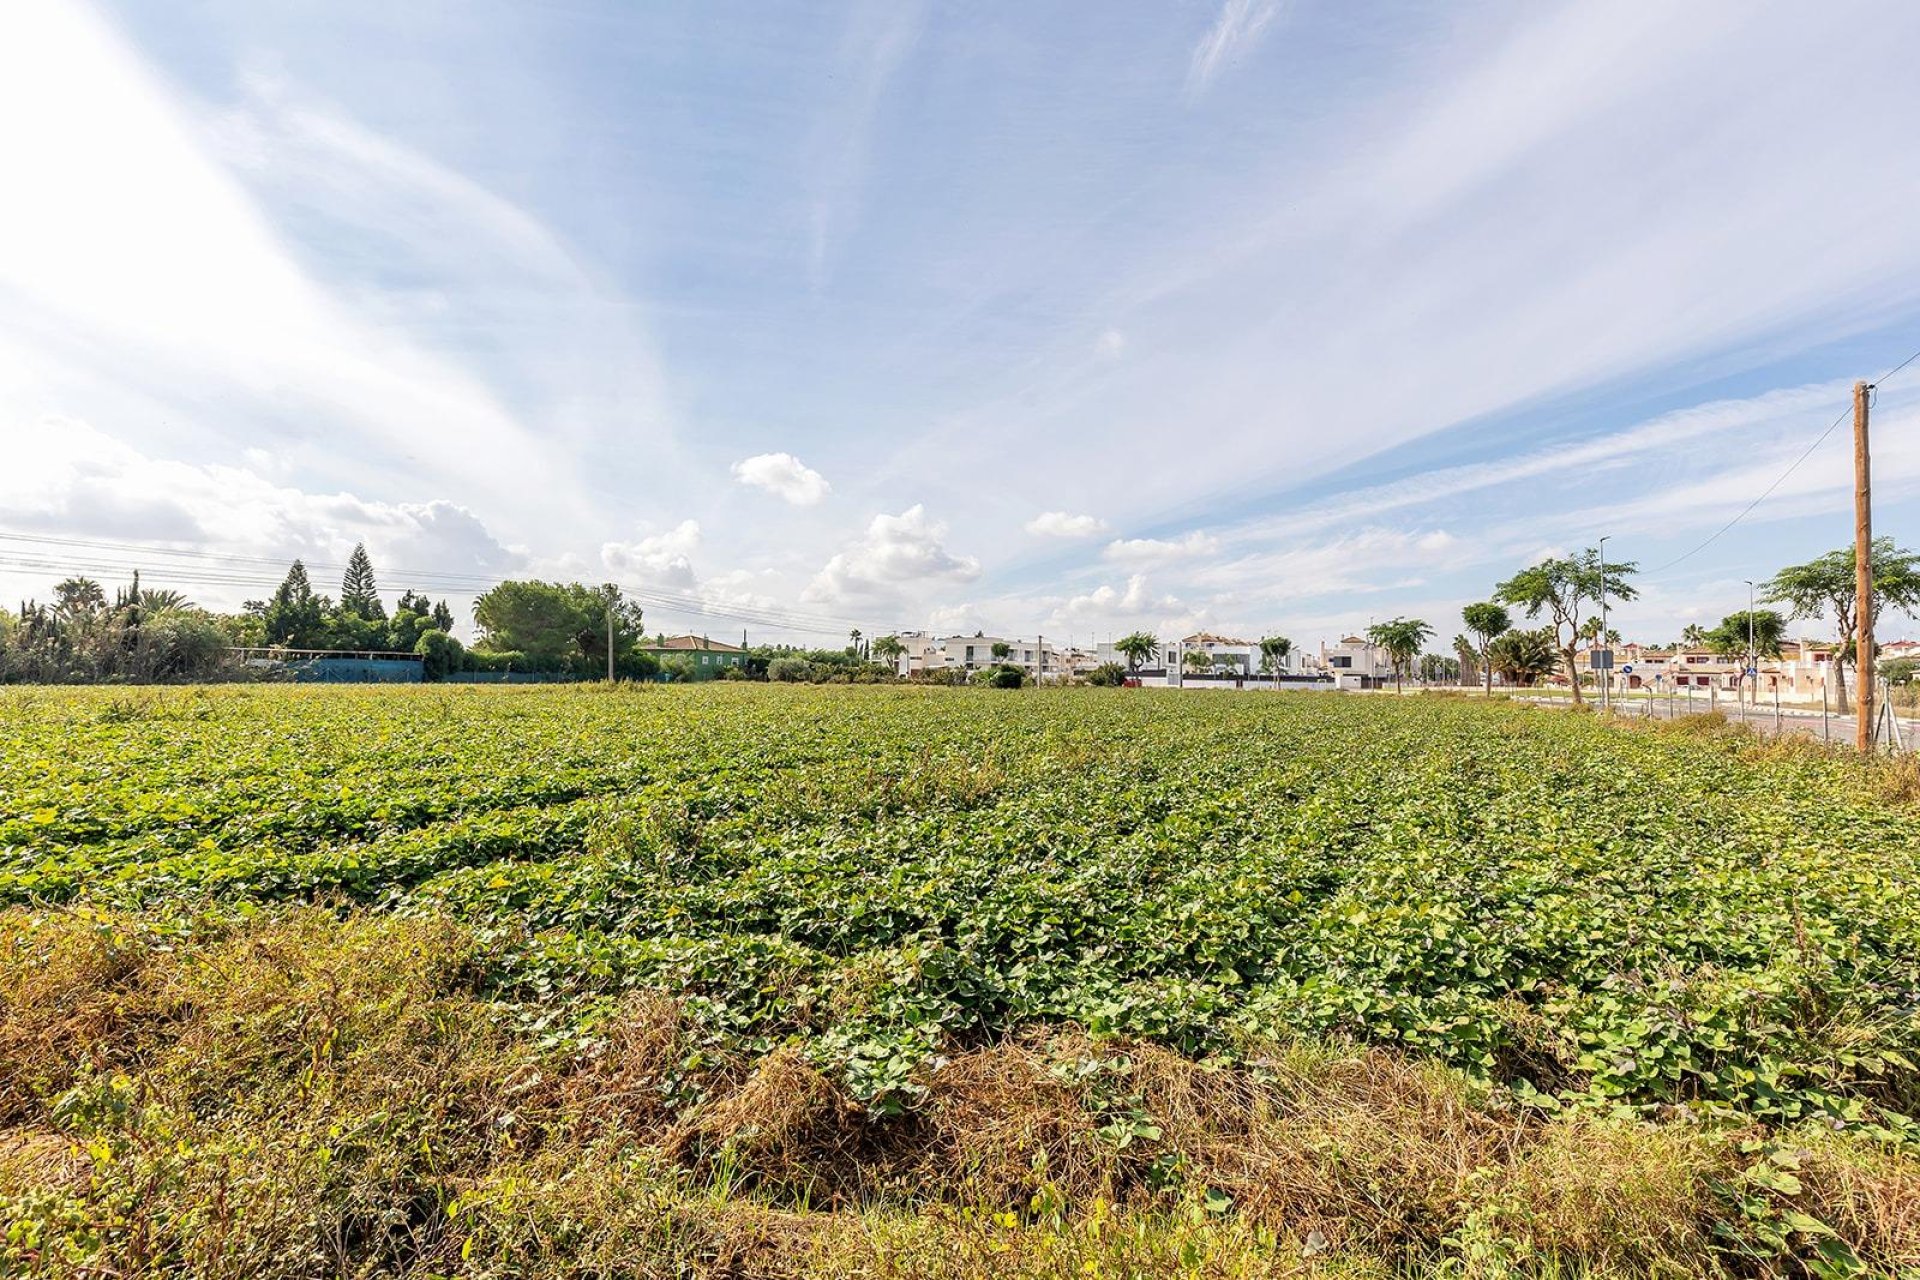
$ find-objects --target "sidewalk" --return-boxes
[1517,691,1920,747]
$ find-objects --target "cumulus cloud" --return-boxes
[1103,530,1220,565]
[1058,574,1152,618]
[1025,511,1109,538]
[601,519,701,590]
[925,601,989,635]
[699,567,786,615]
[804,504,981,603]
[732,452,831,505]
[1096,329,1126,358]
[0,416,518,621]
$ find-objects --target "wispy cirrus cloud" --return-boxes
[0,0,659,545]
[9,2,1920,652]
[805,0,928,284]
[1185,0,1282,99]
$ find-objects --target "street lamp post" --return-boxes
[1598,536,1610,713]
[1744,579,1756,712]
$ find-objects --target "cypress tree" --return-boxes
[264,560,326,647]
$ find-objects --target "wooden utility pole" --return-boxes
[606,591,616,683]
[1855,380,1874,752]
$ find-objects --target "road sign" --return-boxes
[1589,648,1613,669]
[1620,663,1633,674]
[1745,666,1757,677]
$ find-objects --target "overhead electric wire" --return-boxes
[0,529,866,627]
[1643,343,1920,578]
[0,531,883,640]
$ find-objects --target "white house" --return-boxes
[1318,635,1392,689]
[1090,633,1306,685]
[889,633,1073,679]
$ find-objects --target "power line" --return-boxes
[0,531,882,640]
[1644,344,1920,578]
[0,528,865,627]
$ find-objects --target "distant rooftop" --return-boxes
[642,635,744,652]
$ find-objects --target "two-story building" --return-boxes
[636,634,747,679]
[1317,635,1392,689]
[889,633,1072,680]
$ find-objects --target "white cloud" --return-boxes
[601,520,702,590]
[925,601,988,635]
[1056,574,1152,619]
[0,417,517,625]
[1096,329,1127,358]
[804,505,981,603]
[1186,0,1283,98]
[699,568,786,615]
[1025,511,1109,538]
[0,3,607,532]
[1103,531,1220,565]
[732,452,832,505]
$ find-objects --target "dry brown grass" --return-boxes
[6,905,1920,1279]
[668,1045,878,1207]
[915,1034,1125,1206]
[1484,1116,1722,1273]
[0,910,155,1120]
[1798,1129,1920,1275]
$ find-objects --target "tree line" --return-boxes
[0,547,933,685]
[1398,538,1920,706]
[10,537,1915,690]
[0,544,474,683]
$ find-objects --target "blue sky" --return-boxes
[4,1,1920,650]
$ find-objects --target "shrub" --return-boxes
[464,648,528,674]
[768,657,815,683]
[414,628,465,681]
[1086,662,1128,687]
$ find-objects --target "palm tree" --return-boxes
[53,577,106,623]
[1452,633,1479,687]
[1488,628,1558,686]
[848,628,863,658]
[1365,617,1434,692]
[870,634,906,670]
[1461,602,1511,697]
[139,588,193,612]
[1183,650,1215,674]
[1115,632,1158,672]
[1258,635,1292,680]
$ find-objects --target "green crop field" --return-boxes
[3,684,1919,1278]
